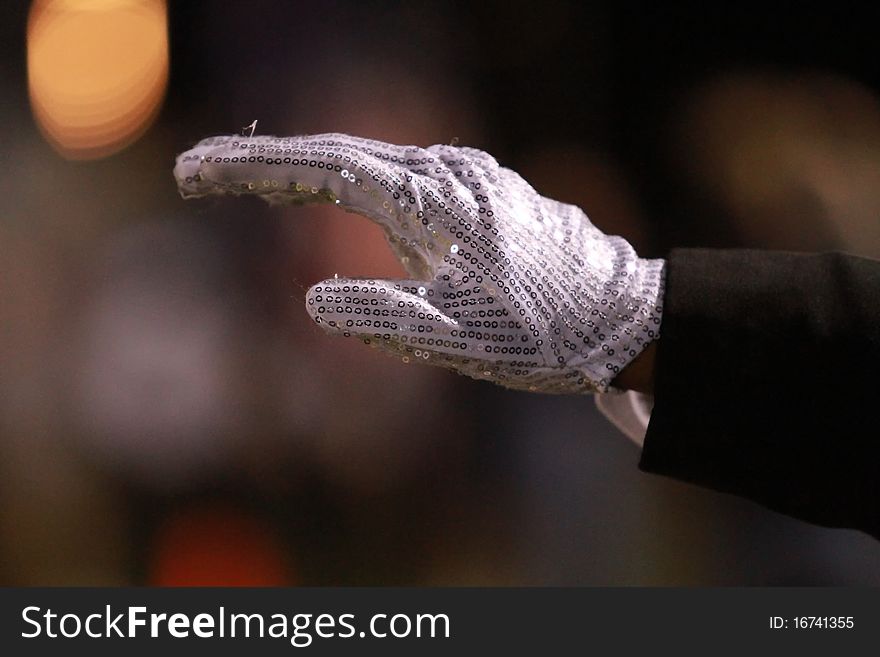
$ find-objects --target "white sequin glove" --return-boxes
[174,134,665,393]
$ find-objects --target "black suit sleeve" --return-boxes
[639,249,880,539]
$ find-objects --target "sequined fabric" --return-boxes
[174,134,665,393]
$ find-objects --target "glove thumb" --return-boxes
[305,277,463,364]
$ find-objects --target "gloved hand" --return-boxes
[174,133,665,393]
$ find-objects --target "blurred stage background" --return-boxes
[1,0,879,585]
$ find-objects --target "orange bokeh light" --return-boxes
[148,505,294,587]
[27,0,169,160]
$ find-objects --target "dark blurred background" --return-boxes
[2,0,879,585]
